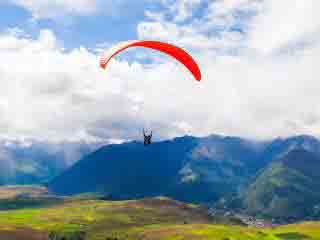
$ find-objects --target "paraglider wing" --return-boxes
[100,40,201,81]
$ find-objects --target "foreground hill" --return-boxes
[242,149,320,219]
[0,189,219,240]
[0,189,320,240]
[49,135,263,203]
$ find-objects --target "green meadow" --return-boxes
[0,194,319,240]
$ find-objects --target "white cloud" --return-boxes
[139,0,258,52]
[137,19,245,52]
[0,1,320,142]
[248,0,320,54]
[167,0,202,22]
[0,28,212,142]
[0,29,138,141]
[137,0,320,139]
[209,0,258,15]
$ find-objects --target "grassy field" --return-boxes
[0,187,320,240]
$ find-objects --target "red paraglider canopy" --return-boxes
[100,40,201,81]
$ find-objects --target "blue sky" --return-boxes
[0,0,259,57]
[0,4,31,32]
[0,1,252,50]
[0,1,148,49]
[0,1,191,51]
[0,0,319,142]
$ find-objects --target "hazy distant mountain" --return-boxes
[0,140,102,185]
[260,135,320,165]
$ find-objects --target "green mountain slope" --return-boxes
[242,149,320,219]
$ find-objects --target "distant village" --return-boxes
[208,207,320,228]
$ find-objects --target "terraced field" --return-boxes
[0,187,320,240]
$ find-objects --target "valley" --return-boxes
[1,186,320,240]
[2,134,320,239]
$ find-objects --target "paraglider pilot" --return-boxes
[143,129,152,146]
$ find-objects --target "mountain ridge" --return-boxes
[48,134,320,220]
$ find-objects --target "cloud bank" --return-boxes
[0,0,319,142]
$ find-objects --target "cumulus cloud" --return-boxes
[0,0,319,142]
[136,0,320,139]
[138,0,260,52]
[248,0,320,54]
[161,0,202,22]
[0,28,205,142]
[0,29,137,141]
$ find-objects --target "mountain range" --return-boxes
[48,134,320,219]
[1,134,319,220]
